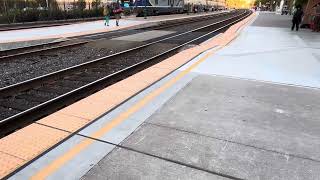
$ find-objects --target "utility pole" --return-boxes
[144,0,147,19]
[4,0,10,24]
[187,0,190,15]
[206,0,208,10]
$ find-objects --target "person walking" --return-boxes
[291,5,304,31]
[315,4,320,32]
[315,15,320,31]
[113,4,123,26]
[103,4,110,26]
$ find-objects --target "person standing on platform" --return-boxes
[315,4,320,32]
[103,4,110,26]
[113,4,123,26]
[315,15,320,31]
[291,5,304,31]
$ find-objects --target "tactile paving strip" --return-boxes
[0,152,25,178]
[0,124,69,161]
[37,113,90,132]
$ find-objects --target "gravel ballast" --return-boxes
[0,11,240,88]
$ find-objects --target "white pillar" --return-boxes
[279,0,284,10]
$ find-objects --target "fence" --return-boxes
[0,0,106,24]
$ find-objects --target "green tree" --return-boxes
[294,0,308,6]
[34,0,47,8]
[77,0,86,10]
[91,0,101,7]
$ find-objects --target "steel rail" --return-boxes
[0,41,89,60]
[0,39,65,53]
[0,10,251,127]
[0,22,75,32]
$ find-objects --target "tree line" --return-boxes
[0,0,104,24]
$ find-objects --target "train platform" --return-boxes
[2,11,320,180]
[0,11,228,45]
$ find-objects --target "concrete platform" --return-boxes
[192,12,320,88]
[6,12,320,180]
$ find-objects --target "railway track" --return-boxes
[0,40,89,60]
[0,9,251,137]
[0,11,231,61]
[80,11,232,40]
[0,22,79,32]
[0,10,240,89]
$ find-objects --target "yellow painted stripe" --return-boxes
[30,47,220,180]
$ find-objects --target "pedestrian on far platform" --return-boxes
[113,3,123,26]
[291,5,304,31]
[103,4,110,26]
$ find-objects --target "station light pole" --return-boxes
[186,0,190,15]
[144,0,147,19]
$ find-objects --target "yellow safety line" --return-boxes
[30,46,221,180]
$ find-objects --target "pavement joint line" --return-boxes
[171,73,307,107]
[34,122,75,134]
[222,47,306,56]
[307,47,320,49]
[30,40,221,180]
[57,113,91,121]
[0,151,26,161]
[151,66,177,70]
[75,133,244,180]
[146,122,320,163]
[30,122,244,180]
[203,73,320,91]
